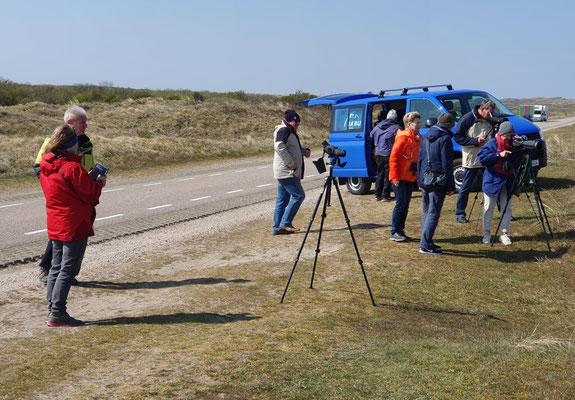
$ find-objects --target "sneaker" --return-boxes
[46,313,85,327]
[400,232,413,241]
[482,232,492,244]
[431,244,442,250]
[456,216,469,224]
[273,228,294,236]
[381,197,394,202]
[499,234,512,246]
[390,232,407,242]
[419,247,442,255]
[375,197,382,201]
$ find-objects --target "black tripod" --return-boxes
[491,151,553,253]
[280,155,376,306]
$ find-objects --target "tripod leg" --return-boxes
[534,184,554,239]
[309,178,332,289]
[532,185,552,253]
[333,182,376,306]
[280,178,329,303]
[469,191,479,222]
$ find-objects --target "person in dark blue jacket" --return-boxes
[417,113,456,255]
[369,109,401,201]
[478,121,520,246]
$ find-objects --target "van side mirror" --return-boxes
[426,118,438,128]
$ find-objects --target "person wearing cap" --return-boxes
[417,113,456,255]
[453,98,497,223]
[369,109,401,202]
[272,110,311,235]
[40,124,106,326]
[477,121,520,246]
[389,111,422,242]
[34,105,95,284]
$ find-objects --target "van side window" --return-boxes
[331,106,365,133]
[410,99,441,126]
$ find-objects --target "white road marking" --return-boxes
[103,188,125,193]
[305,174,316,178]
[178,177,196,182]
[257,184,272,188]
[24,228,47,235]
[95,214,124,222]
[191,196,211,202]
[147,204,173,210]
[258,166,269,169]
[234,169,247,173]
[226,189,244,194]
[0,203,23,209]
[209,173,223,177]
[143,182,163,187]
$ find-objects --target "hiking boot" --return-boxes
[456,216,469,224]
[46,313,85,327]
[482,232,492,244]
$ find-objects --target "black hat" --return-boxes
[285,110,301,123]
[438,112,455,129]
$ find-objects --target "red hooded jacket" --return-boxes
[40,150,103,241]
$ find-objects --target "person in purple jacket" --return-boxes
[369,109,401,202]
[477,121,521,246]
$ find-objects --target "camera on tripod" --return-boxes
[322,141,346,158]
[513,138,543,152]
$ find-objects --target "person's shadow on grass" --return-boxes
[87,312,261,326]
[78,277,250,290]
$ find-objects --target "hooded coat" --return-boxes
[389,128,421,183]
[40,150,103,241]
[477,137,520,197]
[417,125,456,192]
[369,119,401,156]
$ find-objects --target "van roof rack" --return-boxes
[378,84,453,98]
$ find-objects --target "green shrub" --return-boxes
[226,90,248,101]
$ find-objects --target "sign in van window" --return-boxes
[331,106,365,132]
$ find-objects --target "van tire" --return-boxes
[453,158,465,192]
[346,177,372,195]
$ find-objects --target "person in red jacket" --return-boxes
[389,112,422,242]
[40,125,106,327]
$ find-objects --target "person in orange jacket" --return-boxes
[389,111,422,241]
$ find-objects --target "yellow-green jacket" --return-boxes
[34,134,95,178]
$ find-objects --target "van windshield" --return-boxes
[437,92,514,120]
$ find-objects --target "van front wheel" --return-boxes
[346,177,372,195]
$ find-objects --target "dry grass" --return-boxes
[0,126,574,399]
[0,98,330,185]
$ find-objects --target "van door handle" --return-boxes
[355,134,362,138]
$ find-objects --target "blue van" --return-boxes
[303,84,547,194]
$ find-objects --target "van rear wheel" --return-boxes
[346,177,372,195]
[453,158,465,192]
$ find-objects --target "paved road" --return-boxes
[0,156,326,265]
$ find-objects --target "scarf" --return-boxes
[493,133,513,176]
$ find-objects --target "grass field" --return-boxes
[0,126,574,397]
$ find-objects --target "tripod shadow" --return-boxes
[535,177,575,190]
[86,312,260,326]
[441,246,569,263]
[78,277,250,290]
[380,301,505,322]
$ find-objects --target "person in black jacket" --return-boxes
[417,113,456,255]
[370,109,400,202]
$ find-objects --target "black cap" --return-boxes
[438,112,455,129]
[285,110,300,123]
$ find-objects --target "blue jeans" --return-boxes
[274,177,305,233]
[420,188,447,249]
[456,167,480,218]
[47,238,88,316]
[391,181,413,235]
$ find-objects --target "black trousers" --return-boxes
[375,155,392,199]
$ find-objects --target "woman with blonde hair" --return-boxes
[388,112,422,242]
[40,124,106,327]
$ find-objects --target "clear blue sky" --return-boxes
[1,0,574,99]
